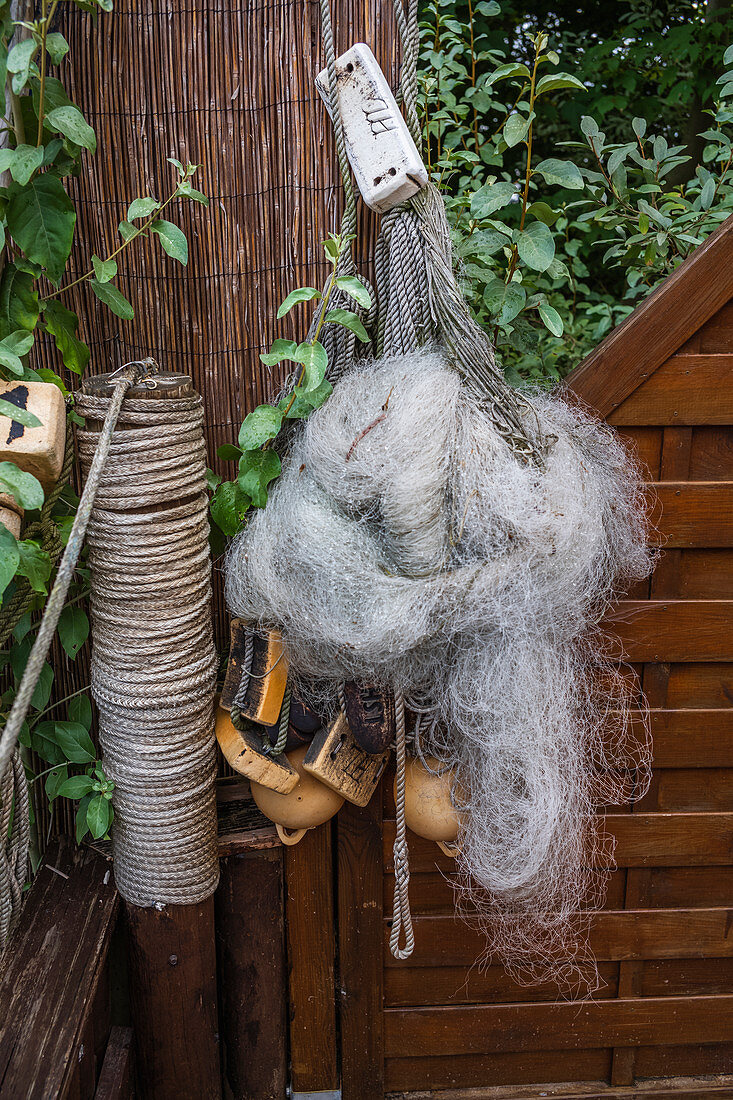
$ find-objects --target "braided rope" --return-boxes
[230,628,254,731]
[389,692,414,960]
[75,384,219,908]
[269,684,292,757]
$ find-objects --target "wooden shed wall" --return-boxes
[330,270,733,1099]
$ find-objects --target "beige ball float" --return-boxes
[250,744,344,845]
[398,754,462,857]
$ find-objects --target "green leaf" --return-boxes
[0,525,19,596]
[16,539,51,593]
[45,32,70,65]
[470,180,516,217]
[276,286,321,319]
[278,378,333,419]
[216,443,242,462]
[42,300,90,376]
[210,480,250,537]
[504,111,530,148]
[32,722,65,767]
[150,219,188,265]
[259,339,297,367]
[92,255,117,283]
[580,115,600,138]
[0,462,44,510]
[57,774,95,799]
[533,158,584,190]
[7,38,37,92]
[700,178,716,210]
[538,301,564,337]
[179,181,209,205]
[76,793,92,842]
[45,764,68,801]
[86,794,111,839]
[118,220,136,242]
[484,279,526,325]
[632,116,647,139]
[238,449,281,509]
[485,61,531,86]
[0,145,43,186]
[127,197,160,221]
[517,221,555,272]
[237,404,283,450]
[335,276,372,309]
[0,346,24,376]
[68,693,92,730]
[6,175,76,285]
[58,605,89,658]
[293,340,327,392]
[535,73,585,95]
[54,720,96,764]
[1,330,34,359]
[526,201,559,226]
[323,309,369,342]
[724,44,733,67]
[0,267,39,338]
[90,279,134,320]
[637,198,671,229]
[45,106,97,153]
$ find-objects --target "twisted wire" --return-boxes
[75,386,219,907]
[389,692,414,960]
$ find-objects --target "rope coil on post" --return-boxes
[75,374,219,907]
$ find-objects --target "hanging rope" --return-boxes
[75,382,219,907]
[389,692,414,960]
[0,362,151,947]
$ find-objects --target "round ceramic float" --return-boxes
[250,744,344,845]
[399,754,462,857]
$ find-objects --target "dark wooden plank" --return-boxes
[94,1027,133,1100]
[384,962,619,1007]
[642,957,733,997]
[384,813,733,870]
[606,600,733,661]
[384,993,733,1057]
[126,898,220,1100]
[650,482,733,547]
[645,866,733,908]
[615,426,663,479]
[0,838,119,1100]
[384,1048,613,1092]
[565,215,733,417]
[384,908,733,968]
[284,823,338,1095]
[338,797,385,1100]
[657,768,733,811]
[609,355,733,425]
[662,662,733,708]
[653,549,733,599]
[648,709,733,768]
[698,298,733,352]
[635,1044,733,1080]
[215,850,287,1100]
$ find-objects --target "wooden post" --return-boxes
[126,900,220,1099]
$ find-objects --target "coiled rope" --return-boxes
[75,382,219,907]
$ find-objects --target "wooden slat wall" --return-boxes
[361,288,733,1097]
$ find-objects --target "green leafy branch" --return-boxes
[208,233,371,537]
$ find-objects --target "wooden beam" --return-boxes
[609,354,733,425]
[650,482,733,546]
[382,907,733,968]
[126,899,220,1099]
[95,1026,134,1099]
[565,215,733,417]
[215,850,287,1100]
[606,600,733,661]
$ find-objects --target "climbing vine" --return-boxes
[208,232,371,537]
[0,0,206,853]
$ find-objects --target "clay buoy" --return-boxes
[250,744,344,845]
[399,754,462,857]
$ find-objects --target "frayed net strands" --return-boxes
[226,345,653,991]
[76,385,220,908]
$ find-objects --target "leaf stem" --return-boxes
[36,0,48,147]
[41,181,185,302]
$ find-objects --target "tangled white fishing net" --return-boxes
[225,347,652,992]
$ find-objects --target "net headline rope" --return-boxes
[76,381,219,908]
